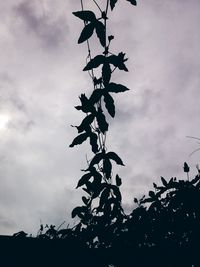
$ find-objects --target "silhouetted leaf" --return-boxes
[103,158,112,179]
[83,184,91,195]
[126,0,137,6]
[110,0,118,10]
[93,77,102,86]
[191,175,200,184]
[100,187,110,208]
[161,176,168,187]
[89,152,104,167]
[117,52,129,71]
[96,107,109,133]
[76,114,94,133]
[71,206,87,218]
[83,55,105,71]
[73,10,96,22]
[104,93,115,117]
[69,133,88,147]
[184,162,190,173]
[76,173,92,188]
[116,174,122,186]
[153,182,158,189]
[82,196,89,205]
[108,35,114,42]
[149,191,156,199]
[78,23,95,44]
[108,55,119,66]
[92,181,105,199]
[107,82,129,93]
[92,167,102,182]
[76,94,95,113]
[89,132,99,153]
[89,89,104,104]
[108,52,128,71]
[107,151,125,165]
[102,62,111,86]
[168,177,174,186]
[111,185,122,202]
[95,21,106,47]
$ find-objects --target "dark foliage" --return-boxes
[28,165,200,266]
[69,0,134,248]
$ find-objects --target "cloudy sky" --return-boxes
[0,0,200,235]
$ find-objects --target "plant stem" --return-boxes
[92,0,102,12]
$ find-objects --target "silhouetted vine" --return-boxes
[70,0,137,247]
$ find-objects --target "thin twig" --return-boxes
[189,148,200,157]
[92,0,102,12]
[186,136,200,141]
[56,221,66,231]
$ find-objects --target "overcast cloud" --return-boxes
[0,0,200,235]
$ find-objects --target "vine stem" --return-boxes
[105,0,109,50]
[92,0,102,12]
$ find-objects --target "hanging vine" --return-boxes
[69,0,137,247]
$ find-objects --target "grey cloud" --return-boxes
[0,73,35,133]
[13,1,69,49]
[0,215,15,229]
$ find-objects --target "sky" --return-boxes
[0,0,200,235]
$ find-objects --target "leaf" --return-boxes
[78,23,95,44]
[111,185,122,202]
[69,133,88,147]
[153,182,157,189]
[83,55,105,71]
[107,151,125,166]
[89,132,99,153]
[96,108,109,133]
[93,77,102,86]
[73,10,96,22]
[149,191,156,199]
[77,94,94,113]
[99,187,110,208]
[95,21,106,47]
[89,152,104,168]
[116,174,122,186]
[126,0,137,6]
[103,158,112,179]
[89,89,104,104]
[183,162,190,173]
[92,168,102,182]
[104,93,115,117]
[161,176,168,187]
[76,114,94,133]
[108,52,128,71]
[110,0,118,10]
[108,55,120,67]
[76,173,92,188]
[71,206,87,218]
[82,196,89,205]
[107,82,129,93]
[108,35,114,42]
[102,62,111,86]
